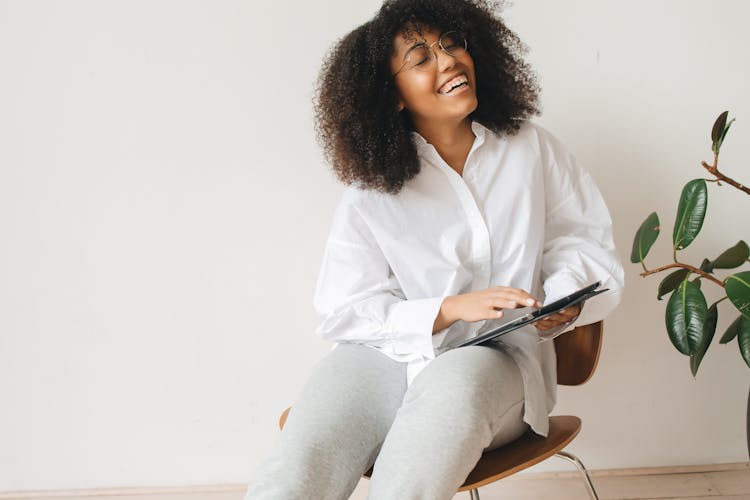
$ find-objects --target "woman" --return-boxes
[246,0,624,498]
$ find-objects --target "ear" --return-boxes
[396,96,405,112]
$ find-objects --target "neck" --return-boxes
[413,118,475,176]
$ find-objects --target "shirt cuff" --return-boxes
[542,273,584,304]
[383,296,447,360]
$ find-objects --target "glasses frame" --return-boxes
[393,31,468,77]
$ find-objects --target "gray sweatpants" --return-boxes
[245,342,530,500]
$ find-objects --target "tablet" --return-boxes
[442,281,608,351]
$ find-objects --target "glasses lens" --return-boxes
[404,45,433,72]
[440,32,466,54]
[398,32,467,74]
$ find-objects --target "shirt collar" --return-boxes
[410,120,487,155]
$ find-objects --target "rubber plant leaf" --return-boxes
[711,111,728,144]
[738,316,750,369]
[672,179,707,251]
[690,304,717,376]
[726,271,750,319]
[715,118,736,156]
[631,212,660,263]
[711,111,735,155]
[720,315,743,344]
[712,240,749,269]
[657,268,690,300]
[666,279,708,355]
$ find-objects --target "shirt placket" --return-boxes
[425,147,492,293]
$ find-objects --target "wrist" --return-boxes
[433,295,459,333]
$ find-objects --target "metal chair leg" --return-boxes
[468,488,481,500]
[554,451,600,500]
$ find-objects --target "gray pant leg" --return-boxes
[367,345,528,500]
[245,344,407,500]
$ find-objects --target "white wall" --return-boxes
[1,0,748,492]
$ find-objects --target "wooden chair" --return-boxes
[279,321,604,499]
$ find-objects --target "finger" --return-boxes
[493,288,541,308]
[535,320,558,331]
[559,307,581,321]
[491,298,525,310]
[541,312,566,322]
[537,312,576,329]
[555,309,575,320]
[535,315,569,328]
[548,308,578,321]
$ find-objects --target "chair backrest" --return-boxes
[553,321,603,386]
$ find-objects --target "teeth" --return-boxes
[439,75,468,94]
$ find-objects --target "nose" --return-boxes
[435,46,457,72]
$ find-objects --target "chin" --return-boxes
[457,97,479,118]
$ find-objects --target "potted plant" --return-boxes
[631,111,749,454]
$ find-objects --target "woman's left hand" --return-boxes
[534,302,582,332]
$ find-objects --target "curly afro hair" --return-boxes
[314,0,540,194]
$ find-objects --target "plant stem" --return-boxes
[701,155,750,195]
[640,262,725,287]
[711,296,730,308]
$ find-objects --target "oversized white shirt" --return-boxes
[312,121,624,436]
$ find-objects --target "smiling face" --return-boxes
[390,25,478,131]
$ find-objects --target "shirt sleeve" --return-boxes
[536,126,625,332]
[312,190,448,361]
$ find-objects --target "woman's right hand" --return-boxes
[434,286,541,332]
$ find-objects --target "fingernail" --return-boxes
[525,298,535,305]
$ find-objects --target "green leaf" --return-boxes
[720,315,743,344]
[692,277,702,289]
[711,111,735,155]
[631,212,660,263]
[726,271,750,319]
[716,118,736,155]
[666,280,708,355]
[658,268,690,300]
[699,258,714,274]
[711,111,728,144]
[738,316,750,369]
[712,241,749,269]
[672,179,707,251]
[690,304,718,376]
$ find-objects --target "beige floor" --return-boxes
[3,464,749,500]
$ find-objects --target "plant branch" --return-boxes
[640,262,725,287]
[710,296,730,308]
[702,155,750,195]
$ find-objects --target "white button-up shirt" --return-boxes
[312,121,624,436]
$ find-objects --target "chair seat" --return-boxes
[280,408,581,491]
[458,415,582,491]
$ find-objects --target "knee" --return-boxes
[403,347,523,418]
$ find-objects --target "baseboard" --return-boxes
[2,462,748,498]
[0,484,241,499]
[512,460,750,479]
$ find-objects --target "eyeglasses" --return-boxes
[393,31,468,76]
